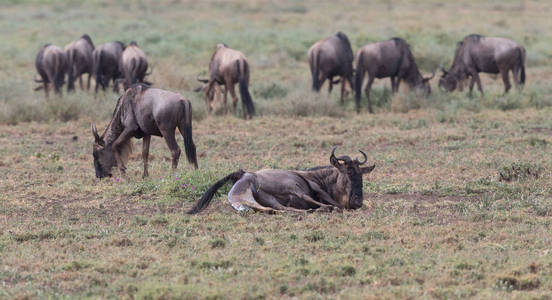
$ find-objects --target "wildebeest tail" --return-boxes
[311,51,321,91]
[180,100,198,169]
[67,48,76,92]
[187,170,246,214]
[237,60,255,118]
[354,51,365,112]
[519,47,526,85]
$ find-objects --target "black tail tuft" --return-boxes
[311,51,321,91]
[519,47,526,86]
[187,170,245,214]
[182,100,198,169]
[237,61,255,118]
[354,51,365,113]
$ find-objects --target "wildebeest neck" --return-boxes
[297,167,339,195]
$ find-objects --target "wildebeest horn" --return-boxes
[196,74,209,83]
[34,74,43,83]
[356,150,368,165]
[440,63,447,74]
[428,70,436,80]
[330,146,341,167]
[91,123,100,143]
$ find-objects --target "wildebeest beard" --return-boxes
[348,171,363,209]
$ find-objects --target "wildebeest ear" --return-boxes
[361,164,375,174]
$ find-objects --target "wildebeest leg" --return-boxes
[468,76,475,98]
[87,73,91,91]
[205,80,216,114]
[228,83,238,116]
[159,127,181,170]
[328,76,333,94]
[390,77,396,93]
[500,68,511,94]
[340,78,346,105]
[365,76,375,114]
[142,135,151,178]
[473,73,484,97]
[255,189,306,213]
[222,84,229,114]
[291,191,333,210]
[79,75,84,90]
[112,129,135,176]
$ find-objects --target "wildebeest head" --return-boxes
[438,64,461,92]
[91,123,116,178]
[329,147,375,209]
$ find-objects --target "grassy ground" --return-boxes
[2,0,552,299]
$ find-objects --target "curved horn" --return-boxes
[34,74,43,83]
[440,63,447,74]
[196,73,209,83]
[91,123,100,142]
[330,146,341,167]
[145,65,153,76]
[357,150,368,165]
[428,70,436,80]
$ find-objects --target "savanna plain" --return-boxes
[2,0,552,298]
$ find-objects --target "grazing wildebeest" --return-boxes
[93,41,125,94]
[439,34,526,97]
[188,147,375,214]
[34,44,68,97]
[119,41,151,90]
[308,32,355,104]
[65,34,95,92]
[355,38,435,113]
[196,43,255,119]
[91,84,197,179]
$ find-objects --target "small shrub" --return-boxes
[498,162,543,182]
[305,231,324,242]
[210,238,226,249]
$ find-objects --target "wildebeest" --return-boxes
[188,147,375,214]
[308,32,355,104]
[93,41,125,94]
[355,38,434,113]
[65,34,95,92]
[34,44,68,97]
[91,84,197,179]
[119,41,151,90]
[196,43,255,119]
[439,34,526,97]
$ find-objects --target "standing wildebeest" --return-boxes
[439,34,526,97]
[91,84,197,179]
[308,32,355,104]
[355,38,434,113]
[188,147,375,214]
[93,41,125,94]
[196,43,255,119]
[65,34,95,92]
[119,41,151,90]
[34,44,68,97]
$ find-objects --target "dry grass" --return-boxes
[2,0,552,298]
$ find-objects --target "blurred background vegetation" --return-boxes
[1,0,551,124]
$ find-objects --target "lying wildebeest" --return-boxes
[91,84,197,179]
[196,43,255,119]
[34,44,68,97]
[65,34,95,92]
[439,34,526,97]
[119,41,151,90]
[93,41,125,94]
[188,147,375,214]
[308,32,355,104]
[355,38,434,113]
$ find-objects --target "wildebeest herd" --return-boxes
[35,32,527,214]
